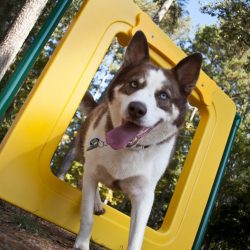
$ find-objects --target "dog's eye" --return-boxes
[129,81,139,89]
[159,91,169,100]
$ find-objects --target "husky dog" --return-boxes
[74,31,202,250]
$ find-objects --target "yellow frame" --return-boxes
[0,0,236,249]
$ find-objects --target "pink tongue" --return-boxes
[106,122,144,150]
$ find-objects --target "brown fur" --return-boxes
[93,104,108,129]
[105,112,113,134]
[79,103,107,158]
[79,91,98,114]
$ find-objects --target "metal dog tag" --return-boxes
[87,138,106,151]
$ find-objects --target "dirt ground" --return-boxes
[0,199,106,250]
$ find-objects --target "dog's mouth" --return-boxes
[106,120,160,150]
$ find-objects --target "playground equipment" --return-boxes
[0,0,239,249]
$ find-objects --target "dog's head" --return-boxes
[106,31,202,150]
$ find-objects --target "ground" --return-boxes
[0,200,106,250]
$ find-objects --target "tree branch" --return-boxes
[153,0,174,25]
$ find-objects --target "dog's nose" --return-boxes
[128,102,147,119]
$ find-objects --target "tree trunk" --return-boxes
[153,0,175,24]
[0,0,48,82]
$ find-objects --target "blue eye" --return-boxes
[159,91,169,100]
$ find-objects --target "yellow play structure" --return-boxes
[0,0,237,249]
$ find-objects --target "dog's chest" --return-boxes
[86,146,167,195]
[86,138,175,188]
[87,146,154,175]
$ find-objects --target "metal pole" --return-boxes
[192,113,241,249]
[0,0,73,120]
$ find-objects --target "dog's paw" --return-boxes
[94,201,105,216]
[94,207,106,216]
[74,240,89,250]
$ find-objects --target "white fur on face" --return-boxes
[146,69,168,89]
[112,69,178,128]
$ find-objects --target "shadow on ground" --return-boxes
[0,200,107,250]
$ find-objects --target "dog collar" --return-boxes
[87,137,150,151]
[87,133,176,152]
[129,133,177,150]
[87,138,107,151]
[127,144,151,150]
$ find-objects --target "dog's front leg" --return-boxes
[74,170,97,250]
[128,191,154,250]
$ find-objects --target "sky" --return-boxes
[186,0,217,36]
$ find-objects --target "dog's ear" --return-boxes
[123,31,149,67]
[173,53,202,96]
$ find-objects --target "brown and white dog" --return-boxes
[74,31,202,250]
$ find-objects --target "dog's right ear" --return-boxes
[123,31,149,67]
[173,53,202,96]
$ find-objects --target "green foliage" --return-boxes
[201,0,250,56]
[182,0,250,248]
[65,161,83,188]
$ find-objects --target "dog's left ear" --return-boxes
[123,31,149,67]
[173,53,202,96]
